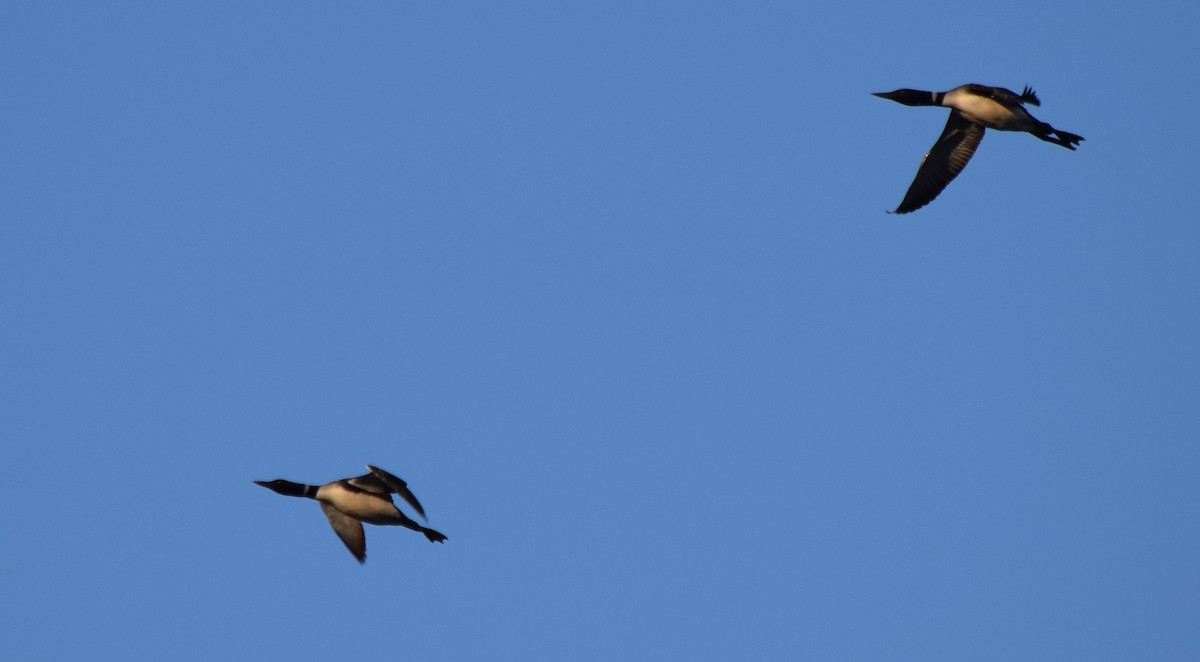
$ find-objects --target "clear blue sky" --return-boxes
[3,2,1199,660]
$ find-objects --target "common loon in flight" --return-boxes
[255,465,447,563]
[873,84,1084,214]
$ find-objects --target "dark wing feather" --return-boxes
[366,465,427,521]
[320,502,367,563]
[893,111,984,214]
[346,472,391,495]
[963,83,1038,106]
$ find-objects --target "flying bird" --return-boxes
[873,83,1084,214]
[254,465,447,563]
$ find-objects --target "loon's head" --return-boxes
[872,89,934,107]
[253,479,309,497]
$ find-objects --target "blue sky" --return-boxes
[3,2,1199,659]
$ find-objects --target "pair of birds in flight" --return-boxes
[874,83,1084,213]
[255,85,1082,564]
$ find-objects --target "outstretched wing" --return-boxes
[319,502,367,563]
[354,465,428,521]
[893,111,984,214]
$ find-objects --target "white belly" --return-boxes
[318,484,400,523]
[946,91,1030,131]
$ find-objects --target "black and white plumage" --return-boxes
[254,465,447,564]
[874,84,1084,214]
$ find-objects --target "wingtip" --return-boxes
[1020,85,1041,106]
